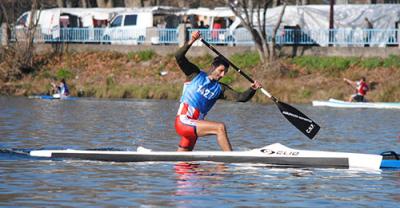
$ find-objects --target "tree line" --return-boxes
[0,0,297,82]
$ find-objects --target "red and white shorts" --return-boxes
[175,103,203,150]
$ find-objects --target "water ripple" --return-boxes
[0,96,399,207]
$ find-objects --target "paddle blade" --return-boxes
[276,101,320,139]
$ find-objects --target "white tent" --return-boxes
[243,4,400,46]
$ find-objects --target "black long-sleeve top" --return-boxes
[175,42,256,102]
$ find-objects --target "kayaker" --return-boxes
[59,79,70,96]
[50,81,59,95]
[175,30,262,152]
[343,77,369,102]
[51,79,70,96]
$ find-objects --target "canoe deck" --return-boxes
[29,143,396,170]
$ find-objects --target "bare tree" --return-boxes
[272,0,280,7]
[125,0,144,7]
[56,0,79,7]
[57,0,64,7]
[0,0,43,81]
[0,2,9,25]
[65,0,74,7]
[97,0,114,7]
[228,0,286,63]
[80,0,88,7]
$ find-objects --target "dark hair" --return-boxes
[212,55,229,69]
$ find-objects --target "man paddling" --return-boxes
[175,30,261,152]
[343,77,369,102]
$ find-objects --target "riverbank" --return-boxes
[1,49,400,103]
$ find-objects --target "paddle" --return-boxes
[201,39,320,140]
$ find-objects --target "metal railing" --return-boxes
[9,27,400,47]
[191,28,399,47]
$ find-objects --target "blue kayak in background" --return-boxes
[28,94,78,100]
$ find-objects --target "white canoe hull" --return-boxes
[30,143,383,170]
[312,98,400,109]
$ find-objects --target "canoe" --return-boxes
[28,94,77,100]
[29,143,400,171]
[312,98,400,109]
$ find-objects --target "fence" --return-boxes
[8,27,400,47]
[190,28,399,47]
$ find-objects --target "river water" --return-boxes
[0,96,399,207]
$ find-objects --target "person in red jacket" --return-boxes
[211,20,222,40]
[344,77,369,102]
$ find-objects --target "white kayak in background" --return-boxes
[29,143,393,171]
[312,98,400,109]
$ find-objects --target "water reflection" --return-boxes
[1,96,400,207]
[174,162,228,196]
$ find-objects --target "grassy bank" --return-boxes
[1,50,400,103]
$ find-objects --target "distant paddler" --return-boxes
[343,77,369,102]
[51,78,70,98]
[174,30,262,152]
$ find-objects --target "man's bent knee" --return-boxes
[216,123,226,134]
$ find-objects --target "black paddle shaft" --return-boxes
[201,40,254,82]
[201,40,277,103]
[201,39,320,139]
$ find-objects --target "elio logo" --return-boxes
[260,149,300,156]
[260,149,275,154]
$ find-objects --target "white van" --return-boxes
[102,11,153,45]
[101,7,182,45]
[15,8,126,42]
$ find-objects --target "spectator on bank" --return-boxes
[198,20,206,29]
[294,24,301,45]
[364,17,373,47]
[212,19,222,40]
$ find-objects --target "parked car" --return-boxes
[102,12,152,45]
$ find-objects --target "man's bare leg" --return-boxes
[195,120,232,151]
